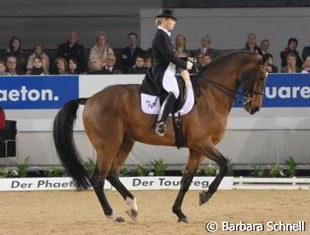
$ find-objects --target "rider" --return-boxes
[152,9,194,136]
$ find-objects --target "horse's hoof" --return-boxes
[178,217,189,223]
[126,209,138,221]
[199,191,211,206]
[115,216,125,222]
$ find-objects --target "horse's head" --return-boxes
[240,61,268,115]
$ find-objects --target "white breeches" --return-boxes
[162,63,179,98]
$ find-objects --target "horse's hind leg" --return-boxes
[196,142,228,205]
[90,149,126,222]
[172,149,204,223]
[107,138,138,221]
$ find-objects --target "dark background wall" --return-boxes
[163,0,310,8]
[0,0,162,50]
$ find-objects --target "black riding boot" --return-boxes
[155,92,176,136]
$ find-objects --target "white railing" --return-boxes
[233,177,310,190]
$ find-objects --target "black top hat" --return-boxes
[156,9,178,20]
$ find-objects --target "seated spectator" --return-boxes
[128,56,148,74]
[120,32,144,73]
[262,53,278,73]
[4,36,27,73]
[5,55,23,75]
[27,44,49,70]
[199,53,213,75]
[26,57,49,75]
[87,57,105,74]
[88,31,114,68]
[175,34,192,58]
[102,54,122,74]
[52,57,68,75]
[244,33,262,56]
[194,34,217,59]
[280,38,303,68]
[68,58,81,74]
[302,41,310,61]
[301,55,310,73]
[42,57,50,72]
[0,60,9,76]
[57,31,87,72]
[260,39,271,55]
[281,52,301,73]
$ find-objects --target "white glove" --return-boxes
[187,57,197,64]
[186,61,193,70]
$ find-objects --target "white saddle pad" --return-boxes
[141,83,195,116]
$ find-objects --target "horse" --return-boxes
[53,51,268,223]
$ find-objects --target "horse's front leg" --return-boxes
[172,149,204,223]
[195,142,228,205]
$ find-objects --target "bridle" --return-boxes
[204,65,267,106]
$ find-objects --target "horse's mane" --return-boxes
[195,51,261,96]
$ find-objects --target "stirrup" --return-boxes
[155,122,166,136]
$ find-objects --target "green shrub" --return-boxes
[0,168,9,178]
[136,164,147,176]
[119,165,129,176]
[284,156,297,177]
[17,157,31,177]
[250,164,264,177]
[150,158,167,176]
[82,157,96,177]
[48,167,66,177]
[269,163,284,177]
[226,158,234,176]
[197,164,217,176]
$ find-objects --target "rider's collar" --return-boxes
[158,26,171,37]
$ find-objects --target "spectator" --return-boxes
[175,34,192,58]
[260,39,271,55]
[120,32,144,73]
[128,55,148,74]
[281,52,301,73]
[262,53,278,73]
[5,36,27,73]
[27,44,49,70]
[0,60,9,76]
[68,58,81,74]
[199,53,213,75]
[280,38,303,68]
[301,42,310,61]
[57,31,86,72]
[88,31,114,67]
[194,34,217,59]
[5,55,23,75]
[301,55,310,73]
[42,57,50,72]
[52,57,68,75]
[244,33,262,55]
[102,54,122,74]
[26,56,49,75]
[87,57,105,74]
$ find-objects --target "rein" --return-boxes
[205,79,264,105]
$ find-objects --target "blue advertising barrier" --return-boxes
[263,73,310,107]
[0,76,79,109]
[0,74,309,110]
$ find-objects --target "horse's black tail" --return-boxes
[53,98,91,189]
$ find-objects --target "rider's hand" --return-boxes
[186,61,193,70]
[187,57,197,64]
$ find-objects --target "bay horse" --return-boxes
[53,52,268,223]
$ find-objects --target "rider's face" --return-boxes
[162,18,176,31]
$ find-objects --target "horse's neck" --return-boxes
[199,67,240,113]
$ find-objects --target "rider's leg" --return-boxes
[155,92,176,136]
